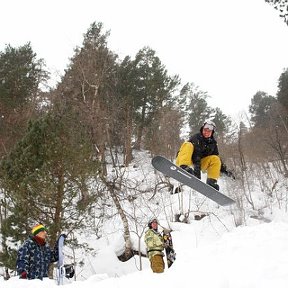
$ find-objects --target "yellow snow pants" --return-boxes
[176,141,221,180]
[150,255,165,273]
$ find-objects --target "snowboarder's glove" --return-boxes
[220,163,235,180]
[226,170,235,180]
[20,271,27,279]
[180,165,201,179]
[180,165,194,175]
[221,168,236,179]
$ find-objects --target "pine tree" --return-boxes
[132,47,180,150]
[0,43,47,156]
[0,110,101,269]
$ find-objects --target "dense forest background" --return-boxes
[0,1,287,275]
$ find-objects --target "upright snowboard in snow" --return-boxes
[56,234,66,285]
[162,230,176,268]
[152,156,235,206]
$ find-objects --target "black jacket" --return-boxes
[188,132,219,167]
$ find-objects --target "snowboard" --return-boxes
[152,155,235,206]
[56,234,66,285]
[56,234,75,284]
[162,230,176,268]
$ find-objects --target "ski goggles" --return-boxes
[203,123,215,131]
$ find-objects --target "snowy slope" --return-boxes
[1,150,288,287]
[1,220,288,288]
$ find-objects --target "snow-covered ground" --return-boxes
[2,217,288,287]
[1,151,288,287]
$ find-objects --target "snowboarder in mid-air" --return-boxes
[176,120,234,191]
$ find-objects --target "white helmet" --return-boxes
[203,120,216,131]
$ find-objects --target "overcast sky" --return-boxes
[1,0,288,119]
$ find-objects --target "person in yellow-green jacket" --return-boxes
[176,120,234,191]
[144,218,165,273]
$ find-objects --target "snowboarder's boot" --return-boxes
[206,178,219,191]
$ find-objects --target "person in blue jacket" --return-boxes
[16,223,58,280]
